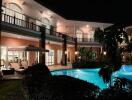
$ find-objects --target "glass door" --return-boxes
[45,49,54,66]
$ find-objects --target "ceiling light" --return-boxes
[86,25,90,28]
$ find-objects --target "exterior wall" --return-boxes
[1,36,39,47]
[1,0,113,67]
[67,47,75,63]
[46,43,62,65]
[1,36,75,65]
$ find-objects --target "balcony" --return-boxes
[1,9,75,44]
[1,6,101,46]
[77,38,101,46]
[1,13,41,38]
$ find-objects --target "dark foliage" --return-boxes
[94,26,128,83]
[23,63,100,100]
[72,60,105,68]
[98,67,113,84]
[98,78,132,100]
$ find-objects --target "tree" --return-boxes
[94,26,128,84]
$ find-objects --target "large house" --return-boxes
[0,0,131,70]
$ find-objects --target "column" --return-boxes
[62,34,67,66]
[0,0,2,66]
[74,37,78,61]
[39,26,46,64]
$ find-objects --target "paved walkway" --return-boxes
[48,64,72,71]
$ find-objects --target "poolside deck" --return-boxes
[2,64,72,80]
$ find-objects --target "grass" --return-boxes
[0,79,25,100]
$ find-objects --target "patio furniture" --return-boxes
[21,60,28,69]
[2,68,15,75]
[10,63,25,73]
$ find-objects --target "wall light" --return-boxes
[75,51,79,55]
[65,51,68,54]
[103,51,107,55]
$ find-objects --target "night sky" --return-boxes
[35,0,132,26]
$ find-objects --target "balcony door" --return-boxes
[76,30,83,42]
[45,49,54,66]
[3,3,25,25]
[42,18,51,34]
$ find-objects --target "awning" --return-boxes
[8,45,49,52]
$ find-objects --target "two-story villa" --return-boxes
[1,0,132,69]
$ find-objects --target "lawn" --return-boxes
[0,79,25,100]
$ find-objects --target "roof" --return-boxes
[35,0,132,27]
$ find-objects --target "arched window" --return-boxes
[41,17,51,29]
[6,3,24,20]
[76,29,83,42]
[8,3,22,12]
[41,17,51,34]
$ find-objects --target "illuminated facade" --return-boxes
[1,0,131,69]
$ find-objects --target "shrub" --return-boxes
[98,78,132,100]
[23,63,100,100]
[72,60,105,68]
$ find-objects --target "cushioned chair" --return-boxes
[21,61,28,69]
[10,63,24,72]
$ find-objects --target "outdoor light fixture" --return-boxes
[75,51,78,55]
[78,56,81,59]
[103,51,107,55]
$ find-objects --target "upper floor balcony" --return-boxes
[1,6,75,44]
[1,6,100,46]
[77,38,101,46]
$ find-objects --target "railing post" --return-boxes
[0,0,2,66]
[62,34,67,66]
[39,26,46,65]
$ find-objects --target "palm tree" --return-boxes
[94,26,128,85]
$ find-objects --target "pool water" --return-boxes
[51,65,132,90]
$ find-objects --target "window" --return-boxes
[92,51,97,60]
[7,3,24,19]
[87,31,94,42]
[2,3,25,25]
[76,30,83,42]
[42,18,51,34]
[45,49,54,66]
[57,50,62,64]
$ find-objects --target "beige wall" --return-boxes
[1,36,75,65]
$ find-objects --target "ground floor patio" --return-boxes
[1,31,102,75]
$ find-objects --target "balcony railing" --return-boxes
[2,13,41,32]
[1,6,99,44]
[77,38,95,42]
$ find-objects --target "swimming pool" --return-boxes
[51,65,132,89]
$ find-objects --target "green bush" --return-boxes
[98,78,132,100]
[23,63,100,100]
[72,60,105,68]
